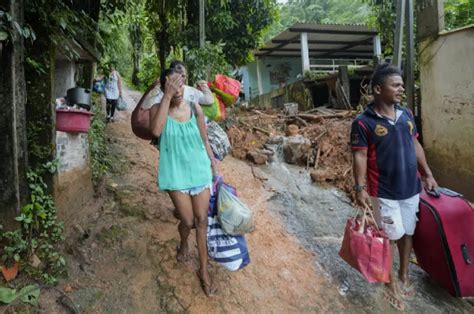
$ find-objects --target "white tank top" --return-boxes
[104,71,120,100]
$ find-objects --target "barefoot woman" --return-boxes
[149,68,218,296]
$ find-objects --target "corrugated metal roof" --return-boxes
[255,22,378,59]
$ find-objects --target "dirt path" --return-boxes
[36,87,347,313]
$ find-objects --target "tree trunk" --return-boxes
[0,0,29,229]
[130,24,142,86]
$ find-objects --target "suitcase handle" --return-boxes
[461,244,472,265]
[425,187,463,198]
[426,187,441,198]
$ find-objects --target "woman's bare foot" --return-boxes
[176,244,190,263]
[197,268,216,297]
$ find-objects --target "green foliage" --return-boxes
[145,0,187,69]
[137,50,161,90]
[0,226,28,268]
[445,0,474,30]
[185,43,232,83]
[89,94,111,188]
[24,1,97,60]
[266,0,373,41]
[1,161,66,285]
[363,0,395,56]
[26,121,55,164]
[0,9,36,44]
[304,70,330,81]
[201,0,279,66]
[98,12,134,81]
[0,285,40,305]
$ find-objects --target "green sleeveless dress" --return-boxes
[158,105,212,190]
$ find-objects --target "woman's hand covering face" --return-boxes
[164,73,184,97]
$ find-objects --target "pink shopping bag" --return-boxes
[339,207,392,283]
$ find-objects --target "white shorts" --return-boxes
[371,194,420,241]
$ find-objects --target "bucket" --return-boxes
[66,87,92,110]
[56,108,94,133]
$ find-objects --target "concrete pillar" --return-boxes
[300,32,310,74]
[416,0,445,41]
[373,34,382,64]
[0,0,29,229]
[256,58,263,96]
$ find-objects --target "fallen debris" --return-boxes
[226,106,356,199]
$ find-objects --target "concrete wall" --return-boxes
[54,59,76,98]
[419,25,474,200]
[244,57,302,99]
[54,132,93,221]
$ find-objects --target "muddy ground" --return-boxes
[3,87,472,313]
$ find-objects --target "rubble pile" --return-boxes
[226,106,357,197]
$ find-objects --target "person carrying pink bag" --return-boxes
[349,63,438,311]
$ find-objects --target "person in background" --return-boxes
[149,68,218,297]
[138,60,213,111]
[351,63,437,311]
[103,62,123,122]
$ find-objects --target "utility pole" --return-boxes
[405,0,415,113]
[393,0,405,68]
[393,0,415,113]
[199,0,205,48]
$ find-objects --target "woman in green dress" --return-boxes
[149,68,218,296]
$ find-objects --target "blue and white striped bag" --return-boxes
[207,177,250,271]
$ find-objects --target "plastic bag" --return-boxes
[202,93,220,121]
[211,86,236,107]
[207,121,231,161]
[213,74,240,98]
[217,185,254,235]
[207,177,250,271]
[117,96,127,111]
[93,79,105,94]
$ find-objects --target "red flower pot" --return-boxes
[56,108,94,133]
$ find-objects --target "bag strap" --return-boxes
[186,100,197,117]
[353,205,381,233]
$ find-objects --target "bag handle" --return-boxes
[354,205,380,233]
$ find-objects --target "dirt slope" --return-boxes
[35,87,346,313]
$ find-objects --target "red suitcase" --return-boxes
[413,187,474,297]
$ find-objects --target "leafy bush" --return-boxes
[185,43,232,84]
[137,51,161,91]
[445,0,474,30]
[1,161,66,285]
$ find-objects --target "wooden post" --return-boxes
[393,0,406,68]
[300,32,310,74]
[405,0,415,113]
